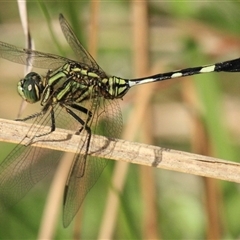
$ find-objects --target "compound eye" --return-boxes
[17,72,43,103]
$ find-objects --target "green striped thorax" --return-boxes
[17,62,130,106]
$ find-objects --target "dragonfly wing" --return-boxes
[0,107,65,212]
[0,103,83,213]
[0,41,72,69]
[0,144,63,211]
[59,14,104,72]
[63,152,107,227]
[62,98,122,227]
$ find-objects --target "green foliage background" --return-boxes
[0,1,240,239]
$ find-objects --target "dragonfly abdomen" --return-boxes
[100,76,130,99]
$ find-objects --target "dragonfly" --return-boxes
[1,13,240,227]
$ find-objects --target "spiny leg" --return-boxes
[62,104,92,176]
[16,105,56,144]
[71,103,92,133]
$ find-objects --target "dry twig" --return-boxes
[0,118,240,183]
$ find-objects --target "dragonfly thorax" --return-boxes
[17,72,45,104]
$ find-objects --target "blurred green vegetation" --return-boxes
[0,1,240,239]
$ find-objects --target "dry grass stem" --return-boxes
[1,118,240,184]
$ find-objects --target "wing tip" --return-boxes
[59,13,64,21]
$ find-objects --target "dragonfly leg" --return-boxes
[68,103,93,133]
[19,106,56,145]
[15,104,50,122]
[16,110,44,121]
[62,104,91,178]
[15,101,53,122]
[62,104,91,135]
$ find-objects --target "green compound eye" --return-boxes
[17,72,43,103]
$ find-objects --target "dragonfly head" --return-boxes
[17,72,45,104]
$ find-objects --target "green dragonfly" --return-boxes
[1,13,240,227]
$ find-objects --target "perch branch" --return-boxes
[0,118,240,183]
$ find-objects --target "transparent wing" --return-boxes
[59,14,104,72]
[62,98,123,227]
[0,41,72,69]
[0,106,69,212]
[0,100,95,212]
[0,95,122,227]
[0,14,102,71]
